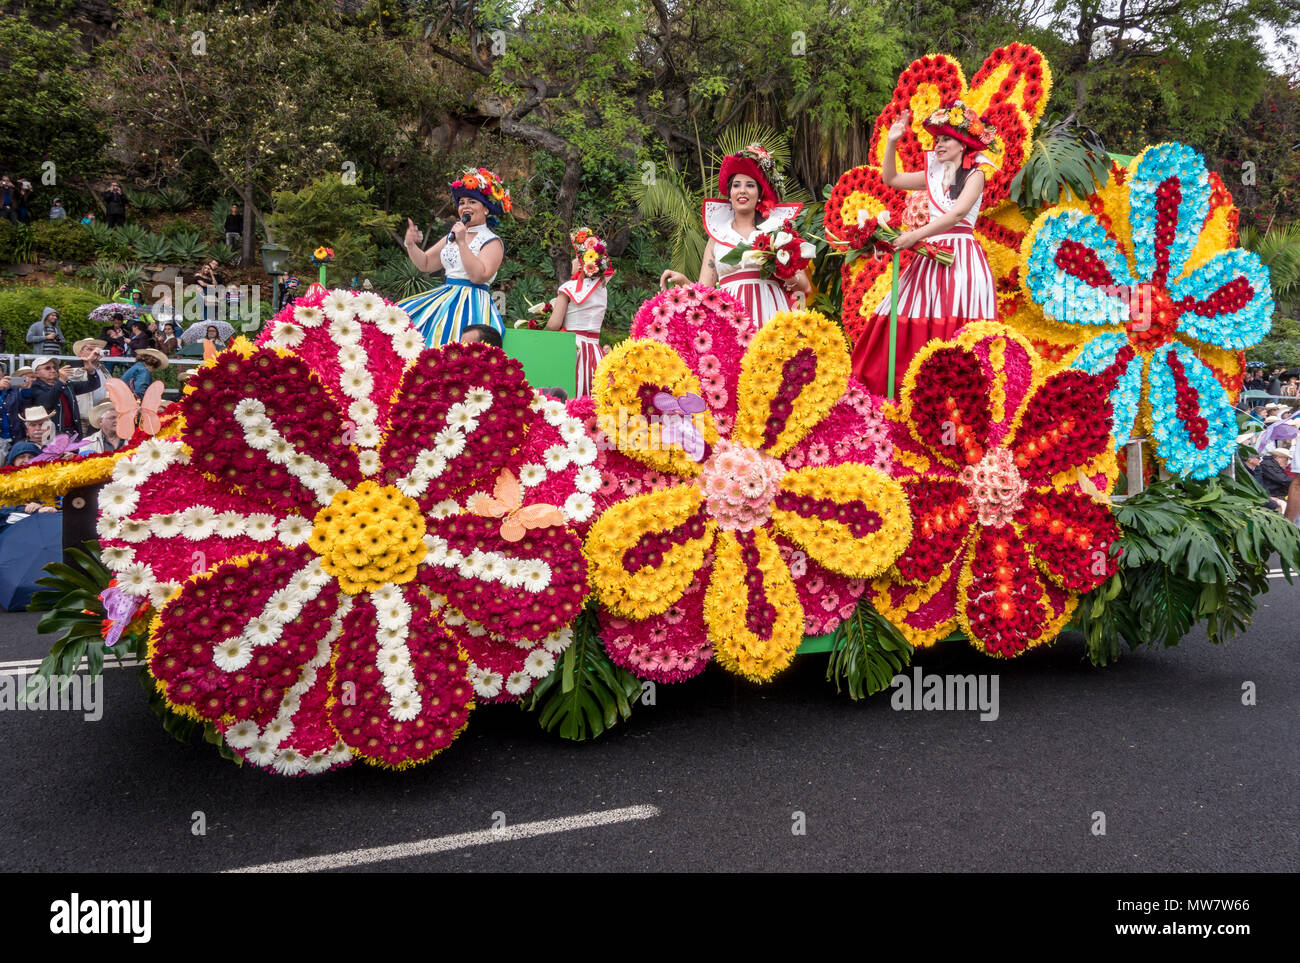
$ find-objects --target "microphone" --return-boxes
[446,211,472,243]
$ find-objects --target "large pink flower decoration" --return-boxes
[97,288,597,774]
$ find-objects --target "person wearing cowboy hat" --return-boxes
[81,400,126,454]
[18,406,57,447]
[17,355,101,439]
[850,101,1005,397]
[0,365,36,460]
[659,143,810,326]
[119,348,169,399]
[399,166,511,346]
[1258,445,1293,504]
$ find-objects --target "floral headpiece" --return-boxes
[923,101,1001,169]
[718,143,787,217]
[569,227,614,281]
[450,167,513,217]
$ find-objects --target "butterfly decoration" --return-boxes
[100,584,147,647]
[653,391,707,462]
[28,434,77,464]
[104,377,165,441]
[467,468,566,542]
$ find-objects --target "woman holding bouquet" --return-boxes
[659,144,809,326]
[850,104,999,397]
[401,167,511,347]
[545,228,615,397]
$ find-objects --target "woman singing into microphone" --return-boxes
[400,167,512,347]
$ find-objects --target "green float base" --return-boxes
[502,328,577,398]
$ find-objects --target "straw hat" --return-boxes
[20,405,56,422]
[12,366,34,379]
[73,337,106,355]
[136,348,170,370]
[88,400,116,431]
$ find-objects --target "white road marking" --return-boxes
[0,656,143,677]
[226,804,662,873]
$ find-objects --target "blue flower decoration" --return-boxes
[1021,142,1275,480]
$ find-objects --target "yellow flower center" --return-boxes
[308,481,427,595]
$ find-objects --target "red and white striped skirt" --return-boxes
[720,269,795,327]
[850,229,995,398]
[574,331,608,398]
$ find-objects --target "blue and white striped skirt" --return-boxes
[398,278,504,347]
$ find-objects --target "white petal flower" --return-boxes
[99,483,140,518]
[559,420,586,443]
[294,305,325,328]
[479,554,503,580]
[148,581,178,609]
[212,637,253,671]
[111,459,146,484]
[517,463,546,487]
[357,449,381,476]
[224,720,259,749]
[441,606,467,626]
[245,513,277,541]
[235,398,265,420]
[348,399,378,424]
[353,423,382,448]
[463,387,492,415]
[270,321,305,348]
[542,626,574,654]
[568,436,597,465]
[395,475,423,499]
[540,399,566,424]
[317,478,347,501]
[265,436,292,461]
[272,749,307,776]
[100,545,135,568]
[216,512,246,538]
[304,752,334,774]
[354,291,385,322]
[377,304,410,334]
[151,513,181,538]
[563,492,595,524]
[445,403,479,431]
[322,291,357,324]
[416,450,446,476]
[338,344,368,368]
[520,560,551,592]
[434,429,465,459]
[388,694,421,722]
[243,420,274,448]
[428,499,460,520]
[276,515,313,547]
[500,557,527,589]
[543,444,571,472]
[264,588,302,623]
[473,671,503,699]
[179,505,216,539]
[574,466,602,494]
[243,616,277,646]
[329,315,363,346]
[524,649,556,678]
[393,328,425,361]
[117,563,154,594]
[370,583,401,605]
[340,367,374,399]
[505,671,532,696]
[246,740,277,766]
[117,519,150,543]
[262,715,292,748]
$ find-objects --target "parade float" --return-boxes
[7,45,1299,775]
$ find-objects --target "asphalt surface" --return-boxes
[1,576,1297,873]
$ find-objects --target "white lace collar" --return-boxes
[702,199,804,244]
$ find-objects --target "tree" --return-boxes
[265,175,398,279]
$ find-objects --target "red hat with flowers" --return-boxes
[718,143,787,218]
[922,101,1002,170]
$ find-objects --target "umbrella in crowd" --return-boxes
[89,303,144,324]
[0,513,62,611]
[179,321,234,344]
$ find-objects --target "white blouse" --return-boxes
[441,225,502,284]
[559,277,608,334]
[703,201,804,278]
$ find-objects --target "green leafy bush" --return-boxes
[30,220,98,262]
[156,186,191,213]
[131,232,175,262]
[88,262,146,297]
[265,175,397,280]
[158,218,201,239]
[168,231,209,263]
[0,284,107,351]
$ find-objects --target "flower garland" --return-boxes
[871,322,1122,657]
[98,288,596,775]
[0,414,181,506]
[1018,142,1273,479]
[452,167,512,214]
[585,283,909,683]
[826,44,1052,345]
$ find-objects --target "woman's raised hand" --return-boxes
[887,109,910,144]
[404,217,423,248]
[659,269,690,290]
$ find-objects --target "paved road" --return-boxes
[1,575,1296,873]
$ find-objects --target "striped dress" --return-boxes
[558,276,609,398]
[399,225,504,346]
[850,151,995,398]
[704,201,804,327]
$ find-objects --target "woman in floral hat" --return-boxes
[659,144,808,326]
[545,228,615,397]
[850,103,999,396]
[400,167,511,346]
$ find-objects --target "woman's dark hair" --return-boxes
[461,324,503,349]
[131,321,147,333]
[946,142,981,200]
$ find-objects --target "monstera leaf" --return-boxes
[1011,115,1112,210]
